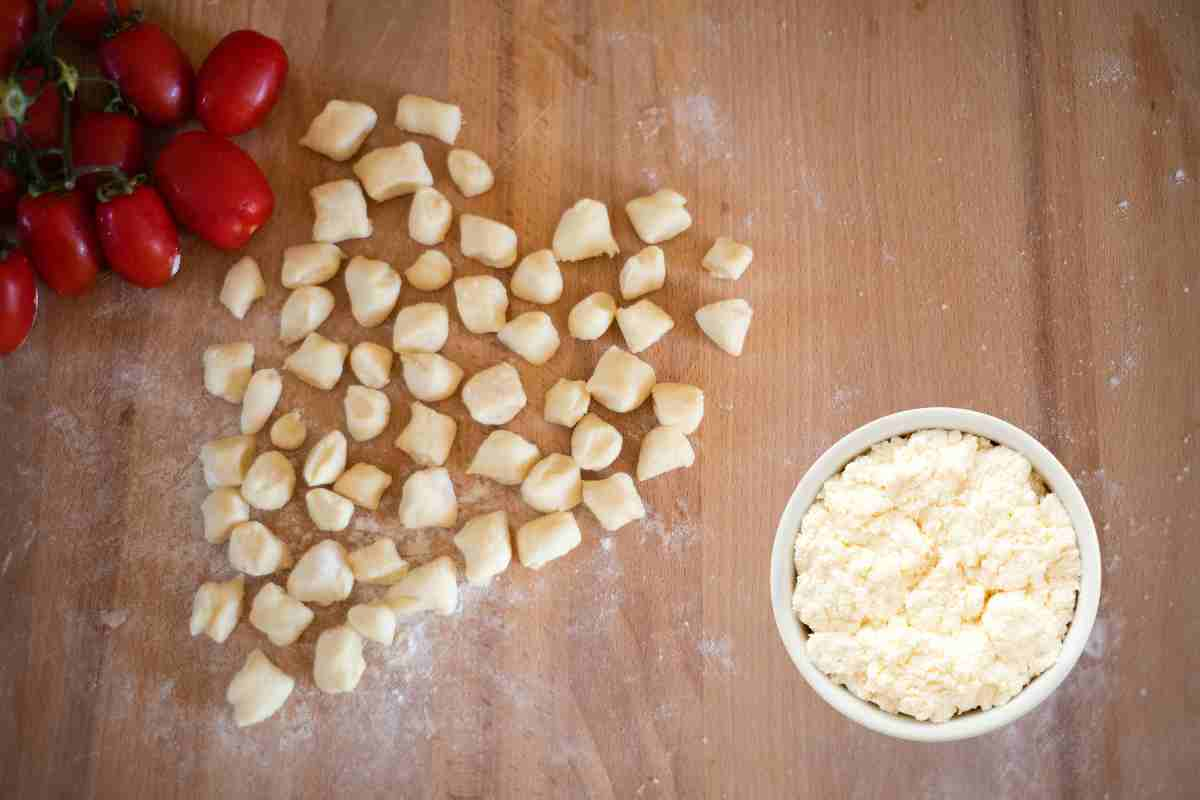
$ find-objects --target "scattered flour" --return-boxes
[99,609,130,630]
[698,637,736,674]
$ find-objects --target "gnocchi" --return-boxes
[458,214,518,268]
[384,556,459,616]
[543,378,590,428]
[313,626,366,694]
[347,539,410,585]
[219,256,265,319]
[567,291,617,340]
[453,275,508,333]
[618,245,666,300]
[405,250,452,291]
[201,487,250,544]
[240,368,282,434]
[283,332,349,390]
[395,94,462,145]
[279,285,335,344]
[398,467,458,529]
[497,311,560,366]
[281,243,344,288]
[625,189,692,244]
[637,426,695,481]
[510,249,563,305]
[347,602,397,645]
[581,472,645,531]
[310,179,372,243]
[228,521,291,576]
[516,512,581,569]
[270,411,307,450]
[651,383,705,434]
[453,510,512,585]
[203,342,254,403]
[552,198,619,262]
[520,453,582,513]
[189,574,244,643]
[586,346,655,412]
[333,463,393,510]
[461,362,527,425]
[468,430,540,486]
[694,298,753,356]
[299,99,377,161]
[570,413,623,471]
[249,582,314,647]
[395,401,457,466]
[240,451,296,511]
[392,303,449,354]
[400,353,464,402]
[408,186,453,246]
[305,487,354,531]
[352,142,433,201]
[344,256,401,327]
[446,148,494,197]
[349,342,393,388]
[344,385,391,442]
[201,434,256,488]
[287,540,354,606]
[701,237,753,281]
[226,649,294,728]
[303,430,348,487]
[615,299,674,354]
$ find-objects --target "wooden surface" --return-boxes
[2,1,1198,797]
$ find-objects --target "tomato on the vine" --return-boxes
[72,111,144,195]
[98,22,194,127]
[95,183,180,289]
[196,30,288,137]
[1,159,21,220]
[0,245,37,354]
[16,188,103,296]
[47,0,131,43]
[3,69,65,149]
[0,0,35,75]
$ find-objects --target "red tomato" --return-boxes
[95,184,180,288]
[16,188,103,296]
[72,111,145,195]
[2,70,64,149]
[97,22,194,127]
[47,0,130,43]
[0,246,37,354]
[195,30,288,137]
[153,131,273,250]
[0,0,35,75]
[1,160,21,220]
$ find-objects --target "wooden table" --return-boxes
[2,1,1197,797]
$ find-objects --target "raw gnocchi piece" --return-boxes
[408,186,452,246]
[625,189,692,244]
[582,472,645,531]
[468,430,540,485]
[395,94,462,145]
[652,383,705,434]
[279,285,335,344]
[405,250,452,291]
[201,434,256,488]
[299,99,377,161]
[400,353,464,402]
[398,467,458,529]
[497,311,560,366]
[586,346,656,412]
[220,256,265,319]
[701,237,753,280]
[311,179,372,243]
[392,302,449,353]
[203,342,254,403]
[461,362,527,425]
[228,521,291,576]
[458,214,518,268]
[570,413,623,471]
[241,368,282,434]
[544,378,590,428]
[305,488,354,532]
[396,401,457,466]
[616,299,674,354]
[347,539,410,585]
[453,510,511,585]
[347,602,397,645]
[240,451,296,511]
[249,583,314,647]
[281,243,345,288]
[453,275,508,333]
[349,342,393,388]
[271,411,307,450]
[516,512,581,569]
[352,142,433,201]
[637,426,695,481]
[303,430,348,487]
[446,149,494,197]
[567,291,617,340]
[201,487,250,544]
[333,463,393,510]
[287,540,354,606]
[344,384,391,442]
[313,626,365,694]
[510,249,563,305]
[552,198,619,262]
[520,453,582,513]
[619,246,666,300]
[227,649,294,728]
[695,298,753,356]
[284,332,349,390]
[384,556,458,615]
[344,256,401,327]
[189,574,244,643]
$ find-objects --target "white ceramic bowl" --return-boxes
[770,407,1101,742]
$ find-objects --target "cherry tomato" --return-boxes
[98,22,194,127]
[16,188,103,296]
[72,111,145,195]
[1,160,21,220]
[0,246,37,354]
[47,0,130,43]
[0,0,35,75]
[153,131,273,250]
[94,184,180,289]
[2,69,64,149]
[195,30,288,137]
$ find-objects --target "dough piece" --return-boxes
[249,583,314,647]
[352,142,433,201]
[392,303,449,353]
[283,332,349,390]
[586,346,656,412]
[344,385,391,442]
[347,602,397,645]
[347,539,410,585]
[280,285,335,344]
[349,342,393,388]
[311,179,372,243]
[241,368,282,434]
[281,243,344,288]
[344,256,401,327]
[695,299,753,356]
[458,214,518,268]
[405,250,452,291]
[701,237,753,280]
[619,246,666,300]
[408,186,452,246]
[396,401,457,466]
[399,467,458,529]
[303,430,348,486]
[446,149,494,197]
[228,521,291,576]
[333,463,393,510]
[544,378,590,428]
[240,451,296,511]
[189,574,244,643]
[384,556,458,615]
[395,94,462,145]
[287,540,354,606]
[453,275,508,333]
[271,411,307,450]
[201,435,256,488]
[616,299,674,354]
[313,626,365,694]
[453,510,511,585]
[652,383,705,434]
[637,426,696,481]
[299,99,377,161]
[516,512,581,569]
[571,413,623,471]
[520,453,582,513]
[400,353,464,402]
[582,472,645,531]
[220,256,265,319]
[461,362,527,425]
[497,312,560,366]
[203,342,254,403]
[552,198,619,262]
[510,249,563,305]
[625,189,692,244]
[468,430,540,485]
[227,649,295,728]
[305,488,354,531]
[201,488,250,544]
[568,292,617,340]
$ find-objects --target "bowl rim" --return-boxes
[769,407,1102,742]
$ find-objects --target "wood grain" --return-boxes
[2,1,1198,797]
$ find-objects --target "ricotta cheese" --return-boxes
[793,429,1081,722]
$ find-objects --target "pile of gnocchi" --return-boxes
[196,93,754,728]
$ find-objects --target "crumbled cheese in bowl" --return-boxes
[792,429,1081,723]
